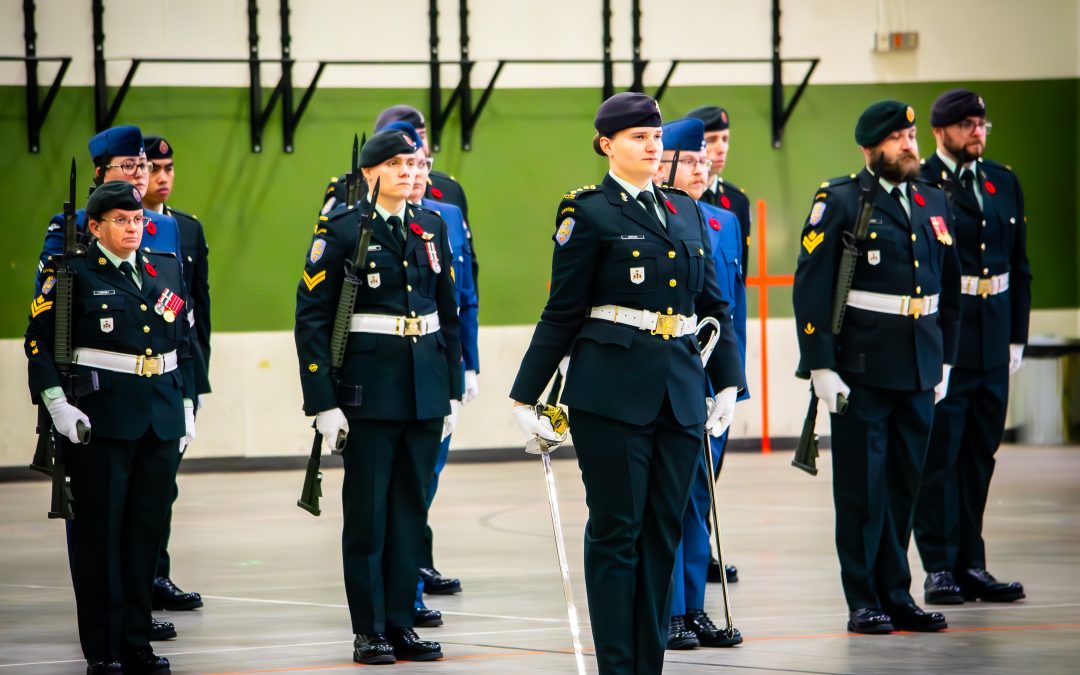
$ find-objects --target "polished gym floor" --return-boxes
[1,445,1077,674]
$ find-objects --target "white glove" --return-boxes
[315,407,349,453]
[810,369,851,413]
[179,401,196,453]
[46,396,90,444]
[462,370,480,405]
[196,394,206,412]
[442,399,461,440]
[1009,343,1024,374]
[704,387,738,438]
[512,404,566,453]
[934,364,953,405]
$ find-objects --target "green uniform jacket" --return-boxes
[295,203,463,421]
[25,242,195,440]
[511,174,745,426]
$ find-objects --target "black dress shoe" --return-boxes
[353,634,396,665]
[888,602,948,632]
[414,606,444,627]
[120,648,170,673]
[924,571,965,605]
[706,560,740,583]
[152,576,203,611]
[387,627,443,661]
[419,567,461,595]
[150,618,177,641]
[960,568,1025,602]
[686,609,743,647]
[85,661,122,674]
[666,615,700,650]
[847,608,894,634]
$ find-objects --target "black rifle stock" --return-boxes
[830,156,884,334]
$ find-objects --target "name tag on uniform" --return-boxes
[368,245,382,251]
[620,235,645,240]
[92,290,116,296]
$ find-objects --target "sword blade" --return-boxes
[541,450,587,675]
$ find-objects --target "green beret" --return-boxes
[855,100,916,147]
[86,181,143,218]
[359,129,419,168]
[686,105,730,131]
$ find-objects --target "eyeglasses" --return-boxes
[956,119,992,135]
[97,216,147,227]
[104,160,151,176]
[660,158,713,170]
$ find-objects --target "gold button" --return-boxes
[870,232,877,239]
[407,284,413,292]
[983,268,989,275]
[667,307,673,314]
[698,248,704,255]
[369,261,376,268]
[140,304,147,311]
[916,286,922,294]
[410,310,417,317]
[145,348,153,355]
[980,243,986,251]
[982,219,987,227]
[1009,217,1016,224]
[101,303,108,309]
[633,250,641,258]
[669,279,677,287]
[914,260,920,268]
[143,326,150,333]
[667,250,675,259]
[403,261,409,267]
[911,233,917,241]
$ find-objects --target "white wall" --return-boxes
[1,0,1077,88]
[2,309,1076,468]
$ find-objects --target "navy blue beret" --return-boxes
[88,125,144,162]
[143,135,173,160]
[359,129,419,168]
[930,89,986,127]
[686,105,730,132]
[375,105,425,132]
[380,121,423,150]
[661,118,706,152]
[86,181,143,217]
[595,92,662,138]
[855,100,915,146]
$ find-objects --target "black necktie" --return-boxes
[118,260,139,289]
[889,187,909,220]
[387,215,404,246]
[959,170,979,207]
[636,190,664,229]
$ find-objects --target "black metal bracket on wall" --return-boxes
[3,0,72,153]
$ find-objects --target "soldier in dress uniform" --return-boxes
[914,89,1030,606]
[26,181,196,674]
[793,100,961,635]
[650,118,747,651]
[294,129,462,665]
[510,92,744,675]
[142,134,209,614]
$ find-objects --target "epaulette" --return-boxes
[141,247,177,258]
[408,203,444,220]
[818,174,857,190]
[658,184,690,197]
[312,213,331,234]
[718,177,746,194]
[562,184,599,200]
[980,158,1013,173]
[166,206,200,222]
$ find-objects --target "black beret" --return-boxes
[359,129,419,168]
[686,105,730,131]
[855,100,916,146]
[143,135,173,160]
[88,125,143,162]
[593,92,662,155]
[86,181,143,217]
[930,89,986,127]
[375,104,426,132]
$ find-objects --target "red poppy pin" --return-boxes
[984,180,996,195]
[145,220,157,235]
[664,199,676,215]
[430,187,444,199]
[708,217,721,231]
[409,222,425,236]
[145,262,157,277]
[720,195,731,209]
[913,192,925,207]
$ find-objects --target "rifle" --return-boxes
[666,148,681,188]
[345,134,359,207]
[297,177,381,516]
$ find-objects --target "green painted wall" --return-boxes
[2,79,1076,338]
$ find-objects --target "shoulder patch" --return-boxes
[808,202,827,226]
[309,238,326,263]
[555,217,576,246]
[41,276,56,295]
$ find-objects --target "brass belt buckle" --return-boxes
[908,297,924,319]
[977,278,992,298]
[134,354,145,376]
[143,356,162,376]
[402,317,422,337]
[651,313,678,339]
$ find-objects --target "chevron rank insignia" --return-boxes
[804,323,816,335]
[302,269,326,291]
[802,230,824,254]
[30,295,54,317]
